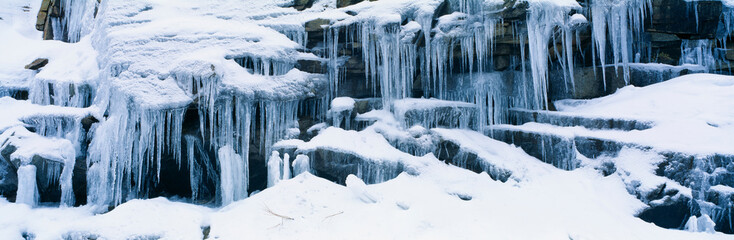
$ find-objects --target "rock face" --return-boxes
[2,0,733,235]
[35,0,56,40]
[647,0,723,39]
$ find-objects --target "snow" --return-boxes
[3,163,731,239]
[0,197,211,240]
[0,0,733,238]
[330,97,355,113]
[392,98,477,129]
[432,128,556,181]
[355,109,400,126]
[296,127,432,170]
[594,148,692,199]
[554,73,734,155]
[0,97,93,133]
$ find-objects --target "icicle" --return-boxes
[52,0,98,42]
[185,135,201,202]
[680,39,716,72]
[590,0,652,85]
[258,101,299,157]
[267,151,283,187]
[272,25,308,47]
[16,165,39,207]
[326,26,341,98]
[282,153,291,181]
[292,154,311,176]
[359,21,414,106]
[393,98,477,130]
[218,145,247,206]
[29,80,94,108]
[526,4,577,110]
[87,86,187,206]
[59,143,76,207]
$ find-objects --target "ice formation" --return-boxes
[590,0,652,85]
[526,1,580,109]
[292,154,311,176]
[2,0,734,237]
[218,145,247,206]
[50,0,98,42]
[268,151,283,187]
[15,165,39,207]
[282,153,291,181]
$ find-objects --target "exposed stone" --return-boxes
[501,0,529,20]
[35,0,52,31]
[353,98,382,114]
[488,127,579,170]
[435,140,513,182]
[493,55,510,71]
[638,195,696,229]
[24,58,49,70]
[305,18,331,48]
[293,0,315,11]
[647,0,723,39]
[648,32,681,42]
[296,59,326,74]
[508,109,654,131]
[305,18,330,32]
[548,64,705,100]
[0,156,18,202]
[306,148,404,185]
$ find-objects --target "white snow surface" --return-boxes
[432,128,557,181]
[329,97,355,113]
[554,73,734,155]
[2,163,730,239]
[0,0,733,239]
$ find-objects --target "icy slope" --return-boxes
[555,73,734,155]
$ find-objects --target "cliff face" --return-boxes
[1,0,734,236]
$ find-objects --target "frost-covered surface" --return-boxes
[329,97,355,113]
[294,127,434,171]
[3,164,732,239]
[0,97,94,132]
[554,73,734,155]
[432,128,556,181]
[2,0,734,238]
[95,0,327,105]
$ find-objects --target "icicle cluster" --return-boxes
[87,87,186,206]
[52,0,98,43]
[590,0,652,86]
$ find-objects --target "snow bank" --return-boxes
[555,73,734,155]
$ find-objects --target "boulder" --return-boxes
[24,58,48,70]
